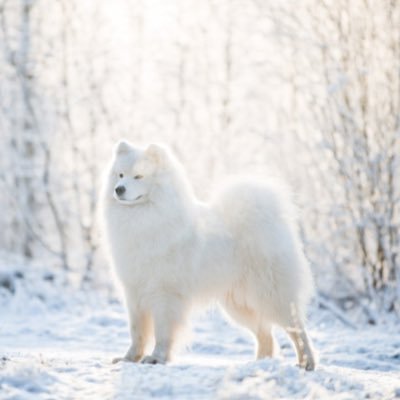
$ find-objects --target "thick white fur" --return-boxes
[101,141,316,370]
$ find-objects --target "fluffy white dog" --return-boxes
[101,141,316,370]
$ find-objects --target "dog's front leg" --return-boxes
[113,302,152,364]
[141,297,185,364]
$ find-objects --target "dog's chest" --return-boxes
[108,213,195,283]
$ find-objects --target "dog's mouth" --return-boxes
[113,194,145,206]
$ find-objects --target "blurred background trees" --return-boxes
[0,0,398,320]
[265,0,400,318]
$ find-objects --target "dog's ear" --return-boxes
[114,140,132,155]
[145,143,168,165]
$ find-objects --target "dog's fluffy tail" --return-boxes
[210,176,314,323]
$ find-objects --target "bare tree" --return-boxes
[265,0,400,316]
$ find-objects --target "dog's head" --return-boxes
[105,140,171,206]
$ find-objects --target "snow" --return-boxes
[1,260,400,400]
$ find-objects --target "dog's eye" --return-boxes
[119,173,123,178]
[134,175,143,180]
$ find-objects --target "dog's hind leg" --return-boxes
[282,306,316,371]
[223,295,278,360]
[256,324,277,359]
[285,324,315,371]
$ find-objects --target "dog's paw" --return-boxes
[141,355,165,365]
[112,356,137,364]
[112,356,124,364]
[298,357,316,371]
[304,358,316,371]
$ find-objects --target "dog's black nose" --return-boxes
[115,186,126,196]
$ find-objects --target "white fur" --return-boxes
[100,141,316,370]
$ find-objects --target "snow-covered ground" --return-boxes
[1,259,399,400]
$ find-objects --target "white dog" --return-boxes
[101,141,316,370]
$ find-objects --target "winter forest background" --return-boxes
[0,0,399,323]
